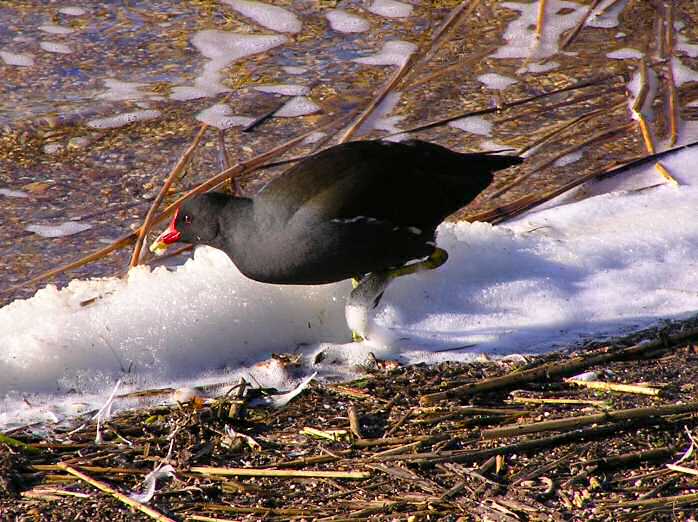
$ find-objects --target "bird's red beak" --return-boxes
[150,209,182,255]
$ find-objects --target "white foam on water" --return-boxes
[367,0,413,18]
[0,188,29,198]
[353,40,416,67]
[448,115,493,136]
[0,50,34,67]
[43,143,64,155]
[39,41,73,54]
[587,0,627,28]
[59,7,86,16]
[479,139,510,151]
[302,131,327,144]
[86,110,161,129]
[38,24,75,35]
[606,47,644,60]
[282,65,307,75]
[195,103,255,129]
[170,30,287,101]
[273,96,320,117]
[221,0,302,33]
[492,0,586,60]
[672,58,698,87]
[325,9,370,33]
[676,31,698,58]
[357,91,402,137]
[373,115,406,138]
[26,221,92,238]
[477,73,518,90]
[518,61,559,73]
[97,79,152,101]
[254,84,309,96]
[553,150,584,167]
[607,47,643,59]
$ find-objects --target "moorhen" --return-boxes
[150,139,523,341]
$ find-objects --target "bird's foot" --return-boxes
[351,330,364,343]
[386,247,449,279]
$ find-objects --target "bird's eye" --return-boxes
[184,215,192,224]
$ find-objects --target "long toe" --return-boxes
[351,331,365,343]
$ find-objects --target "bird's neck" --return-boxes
[214,196,255,251]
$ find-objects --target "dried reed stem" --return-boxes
[566,379,661,396]
[632,58,678,184]
[665,1,679,146]
[490,122,634,199]
[338,58,412,143]
[384,75,623,139]
[535,0,547,39]
[560,0,602,49]
[510,396,608,407]
[190,466,370,479]
[57,463,176,522]
[6,120,339,297]
[130,124,208,267]
[420,324,698,405]
[348,404,363,439]
[482,401,698,439]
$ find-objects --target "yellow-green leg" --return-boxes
[385,247,449,279]
[351,277,364,341]
[348,248,449,342]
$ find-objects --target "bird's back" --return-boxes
[255,140,522,231]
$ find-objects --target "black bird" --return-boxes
[151,139,523,341]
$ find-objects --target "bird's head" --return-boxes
[150,193,226,255]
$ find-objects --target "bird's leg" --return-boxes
[345,249,448,342]
[346,272,393,342]
[386,247,449,279]
[351,277,363,340]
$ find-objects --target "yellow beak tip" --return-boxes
[149,240,168,256]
